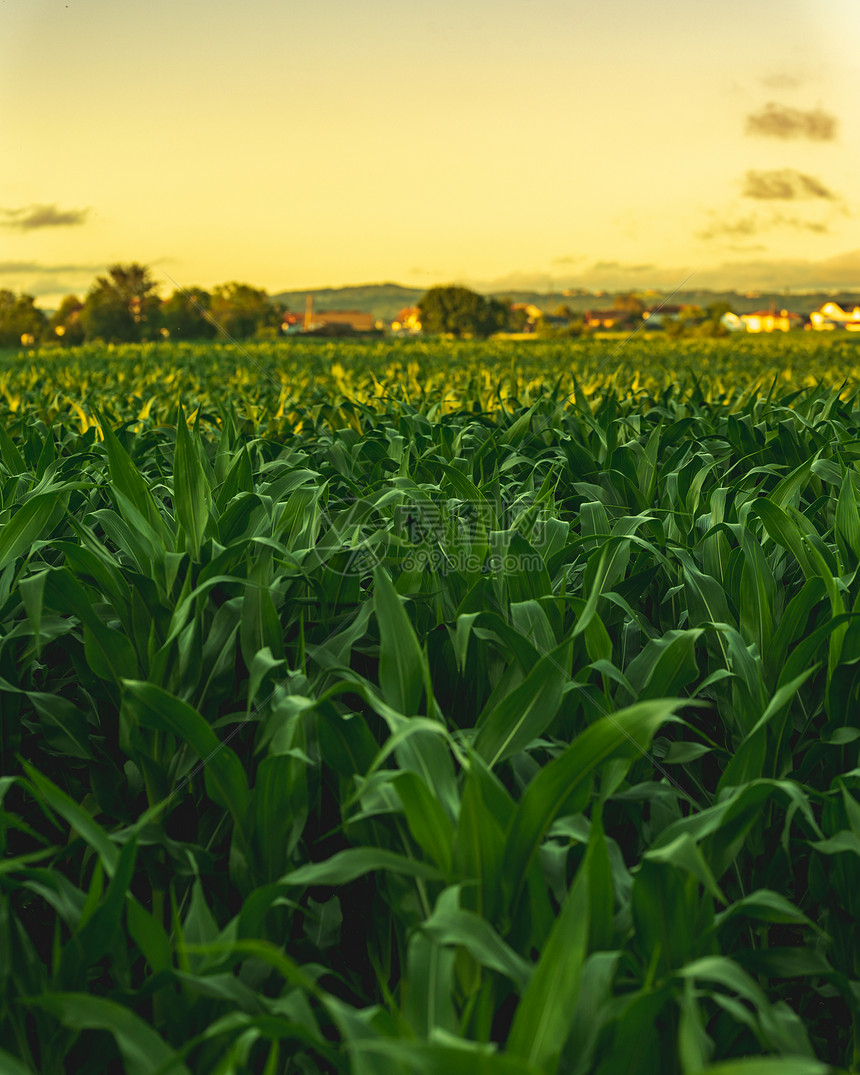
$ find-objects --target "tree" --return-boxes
[160,288,217,340]
[80,263,160,342]
[418,286,508,338]
[0,290,48,347]
[209,282,281,339]
[49,294,85,346]
[612,293,645,315]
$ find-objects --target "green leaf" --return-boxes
[0,492,67,573]
[692,1061,828,1075]
[473,639,572,768]
[98,413,170,543]
[30,992,192,1075]
[121,680,250,840]
[422,886,532,991]
[173,404,212,557]
[42,567,138,683]
[507,836,590,1071]
[374,564,426,715]
[503,700,681,907]
[393,770,454,874]
[22,764,119,876]
[280,847,443,887]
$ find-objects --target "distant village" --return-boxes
[291,296,860,338]
[5,265,860,347]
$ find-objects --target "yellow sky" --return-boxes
[2,0,859,306]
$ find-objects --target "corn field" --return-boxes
[2,336,860,1074]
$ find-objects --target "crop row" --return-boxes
[1,341,860,1072]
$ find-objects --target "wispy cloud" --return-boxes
[0,204,90,230]
[746,102,837,141]
[761,73,805,90]
[742,169,834,200]
[0,260,101,275]
[470,249,860,294]
[590,260,655,274]
[694,249,860,291]
[698,212,829,241]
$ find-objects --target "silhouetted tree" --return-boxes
[612,293,645,314]
[209,282,281,338]
[161,288,217,339]
[418,286,508,338]
[0,290,48,347]
[49,295,85,346]
[81,263,160,342]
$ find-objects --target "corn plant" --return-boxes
[0,338,859,1073]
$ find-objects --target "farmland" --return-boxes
[2,333,860,1074]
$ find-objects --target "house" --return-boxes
[584,309,631,330]
[809,301,860,331]
[507,303,543,332]
[282,309,376,334]
[391,307,422,334]
[313,310,375,332]
[740,309,800,333]
[720,312,746,332]
[641,305,682,328]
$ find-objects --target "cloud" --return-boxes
[0,260,101,275]
[762,73,805,90]
[742,169,834,200]
[466,270,565,292]
[698,212,829,240]
[0,204,90,230]
[692,249,860,291]
[590,260,655,274]
[551,255,585,266]
[746,102,837,141]
[698,217,760,240]
[407,266,443,278]
[468,249,860,295]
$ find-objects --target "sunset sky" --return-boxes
[2,0,859,306]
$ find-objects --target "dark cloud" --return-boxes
[742,169,834,200]
[746,102,837,141]
[1,204,90,230]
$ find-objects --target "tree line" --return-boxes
[0,264,284,347]
[1,265,605,348]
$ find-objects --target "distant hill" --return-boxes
[270,282,860,321]
[270,283,424,322]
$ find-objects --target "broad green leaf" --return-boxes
[121,680,250,840]
[21,764,119,876]
[280,847,443,887]
[374,564,426,715]
[422,886,532,991]
[30,992,192,1075]
[393,770,454,874]
[174,404,212,557]
[503,700,681,906]
[507,835,590,1071]
[474,639,572,768]
[0,491,67,573]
